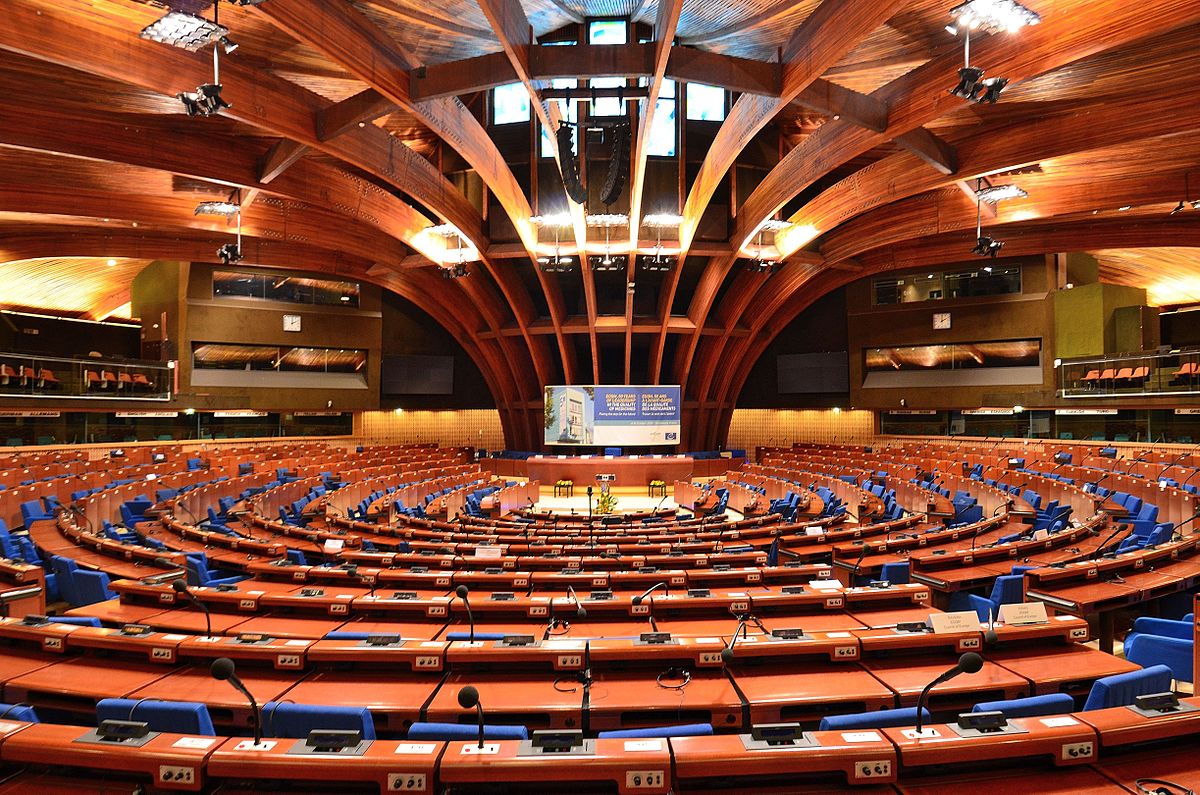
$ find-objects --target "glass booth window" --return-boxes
[873,265,1020,305]
[588,20,627,45]
[194,343,366,373]
[213,271,360,308]
[686,83,725,121]
[647,79,676,157]
[493,82,530,125]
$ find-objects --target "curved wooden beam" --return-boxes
[256,0,572,388]
[676,0,1200,400]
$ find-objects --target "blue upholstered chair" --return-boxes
[262,701,375,740]
[407,722,527,741]
[96,698,215,735]
[817,707,929,732]
[1082,664,1174,711]
[971,693,1074,718]
[0,703,39,722]
[598,723,713,739]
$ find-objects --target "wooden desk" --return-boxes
[523,457,703,488]
[896,765,1128,794]
[671,731,898,792]
[438,736,672,795]
[987,646,1139,697]
[862,658,1028,710]
[586,670,742,732]
[5,657,174,718]
[1094,746,1200,790]
[279,671,441,733]
[218,614,350,640]
[207,735,443,793]
[0,722,215,792]
[882,714,1099,769]
[1075,695,1200,748]
[425,672,584,731]
[128,665,302,731]
[732,666,896,726]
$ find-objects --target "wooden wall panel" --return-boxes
[727,408,875,459]
[358,409,505,450]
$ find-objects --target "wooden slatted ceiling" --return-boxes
[1092,248,1200,308]
[0,257,148,319]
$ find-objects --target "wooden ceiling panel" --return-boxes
[352,0,501,66]
[1092,247,1200,307]
[0,257,150,319]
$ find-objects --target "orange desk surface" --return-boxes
[1094,745,1200,790]
[986,645,1140,695]
[1076,695,1200,747]
[5,657,173,707]
[64,600,166,625]
[862,658,1028,709]
[438,736,672,795]
[670,731,898,791]
[207,735,443,792]
[338,618,450,640]
[586,670,742,732]
[217,613,350,639]
[882,714,1098,769]
[845,606,939,629]
[126,666,302,729]
[274,671,439,732]
[0,649,62,687]
[895,766,1128,794]
[425,672,583,731]
[0,770,176,794]
[0,722,214,792]
[731,665,896,725]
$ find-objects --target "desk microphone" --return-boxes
[1092,523,1130,559]
[1170,510,1200,541]
[720,613,766,665]
[1158,452,1191,481]
[849,540,869,585]
[1087,471,1115,492]
[211,657,262,746]
[455,585,475,642]
[914,652,983,734]
[457,685,486,749]
[632,582,668,632]
[172,579,212,639]
[566,586,587,618]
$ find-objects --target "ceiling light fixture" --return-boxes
[949,0,1041,34]
[972,236,1004,258]
[642,213,683,228]
[140,12,228,51]
[194,201,240,217]
[533,212,575,273]
[429,223,471,278]
[588,214,628,272]
[975,182,1027,203]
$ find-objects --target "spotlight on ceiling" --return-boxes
[140,12,228,51]
[178,84,230,117]
[971,236,1004,258]
[1170,201,1186,215]
[949,0,1041,34]
[227,0,271,6]
[217,242,243,265]
[951,66,986,100]
[537,255,575,274]
[530,214,573,229]
[977,77,1008,103]
[975,183,1027,203]
[585,213,629,228]
[194,201,240,217]
[218,36,239,54]
[745,257,781,274]
[641,254,675,273]
[439,262,469,279]
[589,254,627,272]
[642,213,683,228]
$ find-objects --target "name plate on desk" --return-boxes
[805,527,824,536]
[998,602,1048,626]
[928,611,980,634]
[595,474,617,482]
[474,546,503,560]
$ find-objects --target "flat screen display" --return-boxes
[543,385,681,446]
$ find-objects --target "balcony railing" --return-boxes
[1058,349,1200,398]
[0,352,172,401]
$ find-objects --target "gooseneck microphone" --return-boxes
[567,586,587,618]
[914,652,984,734]
[1092,523,1131,559]
[457,685,485,749]
[456,585,475,642]
[211,657,262,746]
[632,582,668,632]
[720,613,766,665]
[172,579,212,639]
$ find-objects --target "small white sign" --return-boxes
[172,737,217,749]
[395,742,437,754]
[459,743,500,755]
[623,739,664,752]
[234,740,276,751]
[1041,716,1079,727]
[808,579,842,591]
[473,546,503,560]
[805,527,825,536]
[998,602,1048,626]
[901,728,940,739]
[841,731,882,743]
[323,539,345,555]
[929,611,981,634]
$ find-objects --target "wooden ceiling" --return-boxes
[1,0,1199,448]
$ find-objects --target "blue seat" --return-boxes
[185,553,246,588]
[879,562,910,585]
[96,698,215,735]
[19,500,51,528]
[1125,635,1192,683]
[818,707,929,732]
[971,693,1074,718]
[968,574,1025,624]
[1082,664,1174,711]
[49,556,83,607]
[407,722,527,741]
[286,549,308,566]
[74,569,117,605]
[0,703,39,722]
[262,701,375,740]
[598,723,714,739]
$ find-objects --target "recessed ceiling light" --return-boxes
[106,259,117,267]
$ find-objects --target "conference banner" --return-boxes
[544,385,681,446]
